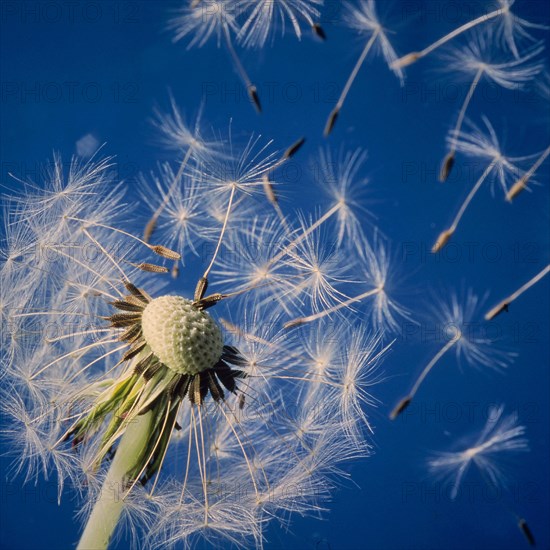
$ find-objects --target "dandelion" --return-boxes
[438,33,545,181]
[432,117,527,252]
[237,0,325,48]
[324,0,403,136]
[169,1,262,112]
[392,0,546,69]
[485,264,550,320]
[1,136,386,548]
[428,405,534,545]
[506,144,550,201]
[390,290,513,419]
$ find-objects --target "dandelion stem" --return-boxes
[393,6,507,68]
[77,410,155,550]
[485,264,550,320]
[325,29,379,136]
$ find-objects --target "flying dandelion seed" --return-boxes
[393,0,547,69]
[428,405,535,545]
[390,290,514,420]
[428,405,528,498]
[324,0,403,136]
[169,1,262,112]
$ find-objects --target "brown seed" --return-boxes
[194,293,225,311]
[262,175,278,205]
[484,300,509,321]
[324,108,339,137]
[124,295,148,308]
[393,52,421,69]
[505,177,527,202]
[439,152,455,182]
[123,282,150,303]
[151,245,181,260]
[123,341,146,362]
[194,276,208,301]
[249,86,261,114]
[518,518,535,546]
[106,313,141,327]
[110,300,143,312]
[284,137,306,159]
[283,318,305,330]
[432,229,453,253]
[137,263,169,273]
[312,23,326,40]
[390,396,412,420]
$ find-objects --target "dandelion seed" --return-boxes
[237,0,324,49]
[485,264,550,320]
[391,290,513,419]
[428,404,528,498]
[393,0,547,69]
[286,239,409,334]
[325,0,402,136]
[427,404,534,545]
[169,1,262,112]
[438,34,544,181]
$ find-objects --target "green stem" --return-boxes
[77,411,155,550]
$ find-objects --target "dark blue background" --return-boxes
[1,1,549,549]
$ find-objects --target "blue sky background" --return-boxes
[1,1,549,549]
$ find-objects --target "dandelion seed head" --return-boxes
[1,143,385,547]
[141,296,223,375]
